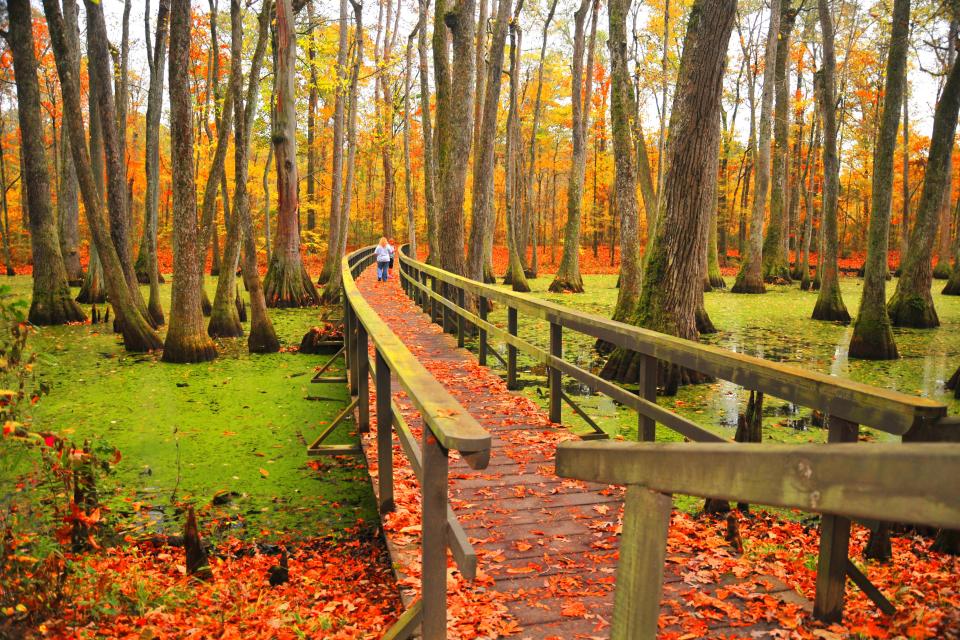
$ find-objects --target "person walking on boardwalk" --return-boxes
[375,237,392,281]
[387,238,396,274]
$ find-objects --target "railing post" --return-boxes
[637,355,658,441]
[443,283,453,334]
[549,322,562,423]
[507,307,518,390]
[343,285,351,374]
[375,349,395,513]
[431,277,439,325]
[421,272,429,314]
[611,486,673,640]
[346,298,358,397]
[457,288,466,348]
[478,296,488,366]
[814,415,859,623]
[421,427,449,640]
[357,323,370,432]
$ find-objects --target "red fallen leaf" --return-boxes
[560,601,588,617]
[258,468,270,477]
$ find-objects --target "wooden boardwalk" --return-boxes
[353,267,812,639]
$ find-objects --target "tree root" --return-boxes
[547,273,584,293]
[887,292,940,328]
[162,332,218,363]
[28,291,86,325]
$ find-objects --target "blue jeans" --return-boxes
[377,261,389,281]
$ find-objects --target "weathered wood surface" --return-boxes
[400,252,946,435]
[555,441,960,530]
[353,266,812,638]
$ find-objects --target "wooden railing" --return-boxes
[555,441,960,639]
[396,247,956,622]
[334,246,492,640]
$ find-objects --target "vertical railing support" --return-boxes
[375,349,395,513]
[421,272,429,314]
[507,307,518,390]
[813,415,859,622]
[431,277,439,325]
[457,288,466,348]
[357,322,370,432]
[549,322,562,423]
[346,298,358,397]
[637,355,658,441]
[421,428,449,640]
[610,486,673,640]
[478,296,488,366]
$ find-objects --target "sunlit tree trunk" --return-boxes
[810,0,850,322]
[432,0,476,278]
[899,84,910,272]
[0,116,16,277]
[467,0,511,283]
[306,0,318,231]
[887,34,960,327]
[504,8,530,292]
[43,0,163,351]
[8,0,85,325]
[601,0,735,390]
[761,0,797,283]
[732,0,781,293]
[848,0,909,357]
[163,0,218,363]
[549,0,598,293]
[58,105,83,285]
[934,20,959,280]
[263,0,320,307]
[608,0,641,322]
[418,0,439,264]
[404,28,418,257]
[321,0,363,304]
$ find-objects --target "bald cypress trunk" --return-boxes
[418,0,440,265]
[549,0,598,293]
[608,0,641,323]
[504,13,530,292]
[887,36,960,327]
[263,0,320,307]
[810,0,850,323]
[466,0,511,283]
[732,0,781,294]
[43,0,163,352]
[761,0,797,283]
[8,0,85,325]
[58,117,83,285]
[848,0,908,358]
[601,0,735,390]
[163,0,218,363]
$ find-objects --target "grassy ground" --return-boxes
[3,276,375,541]
[474,274,960,447]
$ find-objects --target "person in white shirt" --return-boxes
[374,237,392,282]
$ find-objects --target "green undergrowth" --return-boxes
[1,276,374,542]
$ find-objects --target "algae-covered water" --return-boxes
[480,274,960,445]
[1,276,375,540]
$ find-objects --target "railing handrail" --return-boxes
[398,249,946,436]
[556,440,960,529]
[343,248,491,456]
[555,440,960,639]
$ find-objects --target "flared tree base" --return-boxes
[848,316,899,360]
[28,292,87,325]
[264,257,320,308]
[208,306,243,339]
[148,297,165,327]
[811,293,851,323]
[120,315,164,353]
[762,261,792,285]
[887,292,940,328]
[933,260,951,280]
[248,323,281,354]
[162,333,218,363]
[731,271,766,294]
[696,306,717,334]
[942,266,960,294]
[548,273,584,293]
[864,523,892,561]
[600,348,711,395]
[201,289,213,316]
[707,274,726,290]
[76,284,107,304]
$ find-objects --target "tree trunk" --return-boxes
[321,0,363,304]
[608,0,641,322]
[43,0,163,352]
[378,0,397,240]
[549,0,598,293]
[419,0,439,264]
[0,116,16,277]
[761,0,797,283]
[601,0,735,391]
[934,20,959,280]
[317,0,350,286]
[848,0,908,358]
[887,35,960,327]
[433,0,476,277]
[504,10,530,292]
[810,0,851,323]
[263,0,320,307]
[306,0,318,231]
[899,83,910,272]
[8,0,86,325]
[404,27,418,257]
[732,0,781,294]
[58,117,83,285]
[467,0,512,282]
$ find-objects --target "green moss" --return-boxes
[2,276,375,541]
